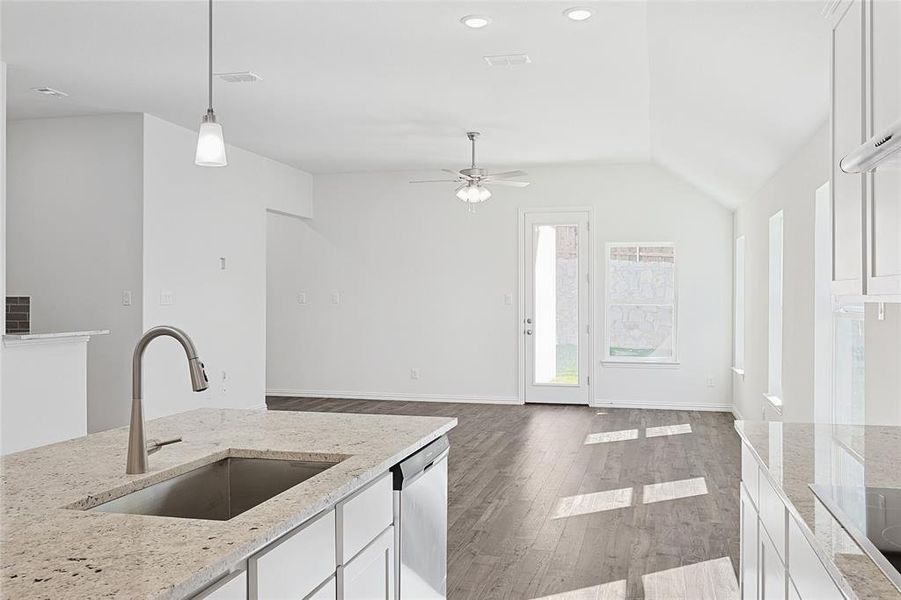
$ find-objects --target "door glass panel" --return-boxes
[533,224,579,385]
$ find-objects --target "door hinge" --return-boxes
[586,324,590,334]
[586,221,590,232]
[587,376,591,386]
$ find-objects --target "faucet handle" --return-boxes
[146,436,183,455]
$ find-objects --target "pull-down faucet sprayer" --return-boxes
[127,326,208,474]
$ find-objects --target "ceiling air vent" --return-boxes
[484,54,531,67]
[31,87,68,98]
[215,71,263,83]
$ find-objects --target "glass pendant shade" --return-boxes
[195,114,227,167]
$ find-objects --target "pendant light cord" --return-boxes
[471,136,475,168]
[208,0,213,112]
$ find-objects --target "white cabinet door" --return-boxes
[307,575,336,600]
[340,526,395,600]
[761,530,786,600]
[741,484,760,600]
[831,0,866,295]
[787,517,845,600]
[249,510,337,600]
[866,0,901,295]
[337,473,393,564]
[195,570,247,600]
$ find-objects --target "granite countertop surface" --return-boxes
[735,420,901,600]
[3,330,110,341]
[0,408,457,599]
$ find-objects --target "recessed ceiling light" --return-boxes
[460,15,491,29]
[564,7,593,21]
[31,87,68,98]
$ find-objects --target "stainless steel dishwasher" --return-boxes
[391,435,450,600]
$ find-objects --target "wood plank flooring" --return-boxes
[267,398,741,600]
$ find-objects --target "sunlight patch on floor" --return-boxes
[643,477,709,504]
[531,579,627,600]
[584,429,639,444]
[552,487,634,519]
[645,423,692,438]
[642,557,739,600]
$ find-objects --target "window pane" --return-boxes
[534,225,579,385]
[607,304,674,359]
[833,307,865,425]
[608,245,675,304]
[735,237,745,370]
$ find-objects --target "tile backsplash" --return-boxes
[6,297,31,334]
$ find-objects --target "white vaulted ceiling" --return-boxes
[2,1,828,208]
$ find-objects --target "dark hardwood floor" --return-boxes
[267,398,741,600]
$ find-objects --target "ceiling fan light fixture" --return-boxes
[460,15,491,29]
[564,7,593,21]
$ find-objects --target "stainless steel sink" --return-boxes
[87,457,342,521]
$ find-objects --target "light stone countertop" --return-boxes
[735,420,901,600]
[0,408,456,599]
[2,330,110,342]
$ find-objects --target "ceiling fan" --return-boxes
[410,132,530,204]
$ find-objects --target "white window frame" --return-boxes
[765,211,784,411]
[603,242,678,365]
[733,236,746,376]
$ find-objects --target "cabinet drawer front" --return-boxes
[306,575,336,600]
[741,442,760,508]
[338,473,393,563]
[195,570,247,600]
[250,509,337,600]
[758,474,786,562]
[761,530,786,600]
[340,526,395,600]
[788,517,845,600]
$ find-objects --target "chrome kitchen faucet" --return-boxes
[127,326,208,474]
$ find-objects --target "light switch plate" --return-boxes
[504,293,513,306]
[121,290,133,307]
[297,292,308,305]
[330,292,340,305]
[160,291,175,306]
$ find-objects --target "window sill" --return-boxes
[731,367,745,378]
[602,360,680,369]
[763,393,783,414]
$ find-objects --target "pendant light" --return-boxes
[195,0,227,167]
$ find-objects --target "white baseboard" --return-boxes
[591,398,734,413]
[265,389,523,406]
[731,404,744,420]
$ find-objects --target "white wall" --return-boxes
[6,114,144,432]
[732,124,828,422]
[267,163,734,410]
[141,114,312,420]
[732,122,901,425]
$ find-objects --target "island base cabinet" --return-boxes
[339,526,395,600]
[740,485,759,600]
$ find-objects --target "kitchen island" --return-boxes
[0,408,456,599]
[735,420,901,600]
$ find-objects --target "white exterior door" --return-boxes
[522,211,591,405]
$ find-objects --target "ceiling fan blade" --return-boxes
[489,180,530,187]
[443,168,471,180]
[485,169,528,180]
[409,179,461,184]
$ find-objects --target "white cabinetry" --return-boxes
[249,509,337,599]
[340,526,395,600]
[829,0,901,298]
[866,0,901,295]
[739,441,847,600]
[195,467,416,600]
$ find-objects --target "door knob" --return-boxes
[526,329,533,335]
[525,318,532,324]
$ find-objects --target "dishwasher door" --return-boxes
[393,436,449,600]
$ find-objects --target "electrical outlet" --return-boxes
[219,257,227,271]
[706,377,715,388]
[410,368,420,380]
[504,293,513,306]
[331,291,341,305]
[297,292,308,305]
[221,370,228,393]
[121,290,133,307]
